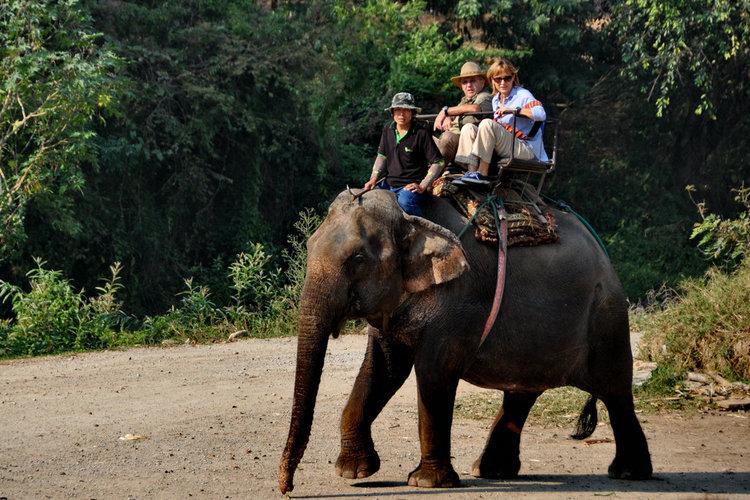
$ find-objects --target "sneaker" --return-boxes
[459,171,491,186]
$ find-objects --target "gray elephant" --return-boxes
[278,188,651,494]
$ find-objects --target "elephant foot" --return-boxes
[335,447,381,479]
[407,460,460,488]
[470,454,520,479]
[607,455,653,480]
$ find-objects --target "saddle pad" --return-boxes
[433,176,560,247]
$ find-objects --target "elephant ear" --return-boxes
[400,213,469,293]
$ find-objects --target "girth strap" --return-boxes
[456,193,509,349]
[478,198,508,347]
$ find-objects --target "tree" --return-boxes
[613,0,750,119]
[0,0,118,259]
[611,0,750,213]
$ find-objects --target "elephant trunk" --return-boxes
[278,274,344,494]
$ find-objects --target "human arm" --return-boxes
[364,154,386,190]
[495,90,546,122]
[434,102,484,131]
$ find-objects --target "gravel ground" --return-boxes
[1,335,748,499]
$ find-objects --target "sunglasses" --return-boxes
[493,75,514,83]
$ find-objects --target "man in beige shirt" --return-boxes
[433,61,494,167]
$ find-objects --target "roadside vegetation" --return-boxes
[1,0,748,374]
[0,211,319,358]
[634,187,750,383]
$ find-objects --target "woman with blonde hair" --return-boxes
[454,58,548,186]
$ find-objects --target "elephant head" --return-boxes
[278,189,468,493]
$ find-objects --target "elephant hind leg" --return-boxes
[602,393,653,480]
[471,391,541,479]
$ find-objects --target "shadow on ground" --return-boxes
[292,472,749,498]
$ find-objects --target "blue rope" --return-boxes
[542,194,609,257]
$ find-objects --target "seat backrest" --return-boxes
[492,105,567,192]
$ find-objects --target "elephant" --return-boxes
[278,188,652,494]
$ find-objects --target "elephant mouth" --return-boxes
[331,317,347,338]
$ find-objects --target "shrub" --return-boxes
[0,209,323,358]
[232,208,321,338]
[689,185,750,269]
[0,259,128,356]
[638,188,750,381]
[139,208,322,342]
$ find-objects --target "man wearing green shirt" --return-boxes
[364,92,444,217]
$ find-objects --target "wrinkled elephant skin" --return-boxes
[279,189,652,494]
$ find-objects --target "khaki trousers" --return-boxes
[452,123,480,169]
[458,118,535,168]
[434,130,459,165]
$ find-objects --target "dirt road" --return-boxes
[1,335,748,498]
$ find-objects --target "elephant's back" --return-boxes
[423,196,619,292]
[423,196,628,390]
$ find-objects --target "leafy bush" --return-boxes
[226,209,321,338]
[689,185,750,269]
[0,208,321,358]
[0,259,127,356]
[637,189,750,381]
[136,209,321,344]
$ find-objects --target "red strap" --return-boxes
[478,208,508,347]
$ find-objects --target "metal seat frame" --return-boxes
[494,105,565,194]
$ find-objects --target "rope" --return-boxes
[457,193,500,239]
[542,194,609,257]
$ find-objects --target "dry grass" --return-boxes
[454,385,707,428]
[636,261,750,381]
[454,387,603,428]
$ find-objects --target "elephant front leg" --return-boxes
[407,377,461,488]
[471,391,540,479]
[337,332,414,479]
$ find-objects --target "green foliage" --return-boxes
[637,260,750,381]
[229,243,280,313]
[689,185,750,269]
[0,259,127,356]
[229,209,322,338]
[20,0,331,314]
[0,0,118,258]
[0,209,321,358]
[613,0,750,118]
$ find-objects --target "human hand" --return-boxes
[439,115,452,131]
[495,104,509,117]
[364,178,378,191]
[433,113,444,131]
[404,183,425,193]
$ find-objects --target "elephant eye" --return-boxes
[346,252,367,272]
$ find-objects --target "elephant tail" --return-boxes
[570,394,598,440]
